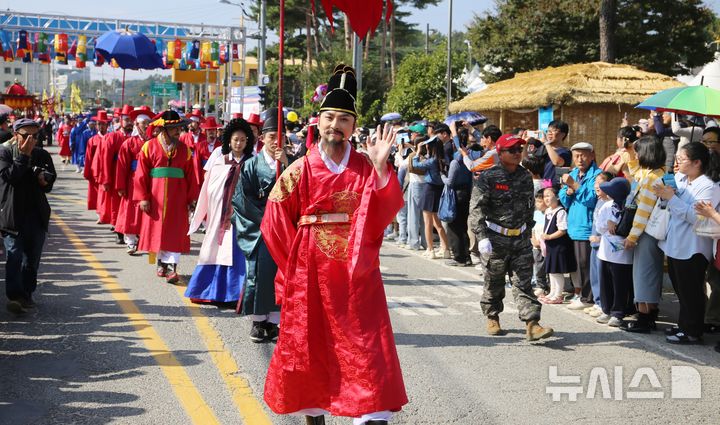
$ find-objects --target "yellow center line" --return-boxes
[52,212,222,425]
[49,193,87,207]
[174,286,273,425]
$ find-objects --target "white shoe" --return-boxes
[384,232,398,241]
[533,287,546,297]
[567,298,593,310]
[596,313,610,324]
[442,249,451,259]
[422,250,438,259]
[589,308,603,318]
[607,317,624,327]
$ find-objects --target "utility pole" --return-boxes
[425,23,429,55]
[259,0,267,80]
[352,34,363,92]
[445,0,453,115]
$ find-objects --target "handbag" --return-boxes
[438,184,457,223]
[644,199,670,240]
[694,216,720,239]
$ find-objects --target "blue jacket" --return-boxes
[412,156,444,186]
[559,162,601,241]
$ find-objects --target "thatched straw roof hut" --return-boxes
[449,62,683,161]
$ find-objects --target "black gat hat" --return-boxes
[319,64,357,117]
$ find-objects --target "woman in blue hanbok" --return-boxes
[185,118,255,304]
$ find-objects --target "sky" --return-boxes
[8,0,720,81]
[6,0,489,80]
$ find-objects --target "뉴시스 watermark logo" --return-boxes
[546,365,702,401]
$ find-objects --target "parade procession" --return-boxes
[2,1,720,424]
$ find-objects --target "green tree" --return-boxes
[467,0,715,81]
[385,46,466,122]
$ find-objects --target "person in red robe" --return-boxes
[180,109,205,151]
[192,116,222,189]
[94,114,130,244]
[116,104,135,139]
[115,106,153,255]
[261,65,407,425]
[84,111,111,218]
[134,110,198,284]
[56,115,73,164]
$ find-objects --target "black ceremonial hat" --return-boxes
[262,107,284,133]
[319,64,357,117]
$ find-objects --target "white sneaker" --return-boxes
[567,298,592,310]
[589,308,603,317]
[596,313,610,324]
[533,287,546,297]
[384,232,398,241]
[422,250,438,259]
[607,317,624,327]
[442,249,451,259]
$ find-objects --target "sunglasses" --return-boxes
[501,147,523,154]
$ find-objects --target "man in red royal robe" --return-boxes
[261,65,407,425]
[84,111,111,218]
[115,106,153,255]
[134,110,198,284]
[180,109,205,152]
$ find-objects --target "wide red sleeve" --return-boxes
[115,143,130,192]
[260,160,303,305]
[99,134,124,186]
[83,138,95,182]
[133,142,152,202]
[348,166,404,281]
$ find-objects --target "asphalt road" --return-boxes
[1,150,719,425]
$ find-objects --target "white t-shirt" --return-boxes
[544,206,568,232]
[596,201,633,264]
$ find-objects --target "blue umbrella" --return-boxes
[95,29,164,104]
[381,112,402,122]
[444,111,487,126]
[95,29,164,69]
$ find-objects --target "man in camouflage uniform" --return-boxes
[470,134,554,341]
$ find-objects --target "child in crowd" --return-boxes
[585,171,614,317]
[596,177,635,327]
[531,189,549,296]
[539,186,577,304]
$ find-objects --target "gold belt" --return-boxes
[298,213,350,226]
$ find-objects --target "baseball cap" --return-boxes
[13,118,41,133]
[570,142,594,152]
[495,134,526,150]
[408,123,427,135]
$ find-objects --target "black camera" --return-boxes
[32,166,56,185]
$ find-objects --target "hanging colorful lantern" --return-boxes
[219,43,229,64]
[200,41,211,68]
[167,38,181,68]
[0,30,14,62]
[54,33,68,64]
[210,41,219,68]
[183,41,193,68]
[17,30,30,61]
[76,35,87,68]
[36,33,50,64]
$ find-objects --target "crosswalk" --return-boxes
[385,277,500,317]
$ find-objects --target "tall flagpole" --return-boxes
[277,0,285,177]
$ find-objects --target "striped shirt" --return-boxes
[622,153,664,243]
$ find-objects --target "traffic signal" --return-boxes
[258,85,267,108]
